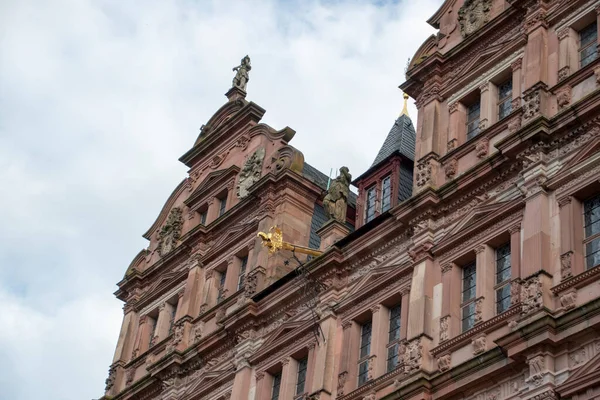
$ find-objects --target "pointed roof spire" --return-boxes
[401,93,410,117]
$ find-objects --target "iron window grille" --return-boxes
[495,243,512,314]
[584,194,600,269]
[461,262,477,332]
[580,22,598,68]
[358,322,372,386]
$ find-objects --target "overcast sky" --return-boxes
[0,0,440,398]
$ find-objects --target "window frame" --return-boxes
[461,261,477,332]
[583,194,600,270]
[497,79,513,120]
[199,210,207,225]
[381,176,392,213]
[357,321,372,386]
[295,357,308,396]
[466,101,481,140]
[218,197,227,217]
[217,270,227,302]
[365,186,377,223]
[271,371,282,400]
[385,304,402,372]
[579,21,598,68]
[237,256,248,291]
[494,243,512,315]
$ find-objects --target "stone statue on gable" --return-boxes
[232,55,251,91]
[323,166,352,223]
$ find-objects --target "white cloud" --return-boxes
[0,0,439,398]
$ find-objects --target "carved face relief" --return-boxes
[458,0,492,37]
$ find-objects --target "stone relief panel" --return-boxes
[458,0,493,37]
[236,147,265,198]
[158,207,183,256]
[462,375,525,400]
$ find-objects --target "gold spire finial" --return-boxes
[401,93,410,117]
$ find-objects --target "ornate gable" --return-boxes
[557,350,600,398]
[458,0,493,37]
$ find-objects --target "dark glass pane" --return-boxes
[271,373,281,400]
[586,237,600,269]
[496,245,511,284]
[467,121,480,140]
[580,22,598,46]
[366,187,376,222]
[581,45,598,67]
[200,212,207,225]
[296,358,307,395]
[462,263,477,302]
[388,305,401,342]
[386,344,399,372]
[360,323,372,358]
[584,196,600,237]
[499,100,512,120]
[358,361,369,386]
[498,80,512,99]
[462,308,475,332]
[496,292,511,315]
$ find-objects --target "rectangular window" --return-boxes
[466,101,481,140]
[271,371,281,400]
[584,194,600,269]
[217,270,227,302]
[461,262,477,332]
[148,316,157,344]
[200,210,207,225]
[386,304,401,372]
[498,79,513,120]
[381,176,392,213]
[218,197,227,217]
[237,256,248,291]
[495,243,512,314]
[365,187,377,223]
[358,322,372,386]
[580,22,598,68]
[295,357,308,395]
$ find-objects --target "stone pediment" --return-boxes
[206,221,256,255]
[193,99,249,146]
[261,320,309,349]
[185,166,240,209]
[124,249,149,277]
[560,130,600,171]
[557,350,600,398]
[183,367,231,397]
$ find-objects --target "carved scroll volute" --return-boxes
[269,145,304,175]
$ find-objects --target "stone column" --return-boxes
[341,321,361,395]
[524,7,549,89]
[447,102,465,151]
[206,197,218,225]
[304,342,317,394]
[479,82,492,130]
[226,181,235,210]
[224,257,238,297]
[132,315,151,359]
[230,359,252,400]
[407,258,434,340]
[511,58,523,106]
[370,305,387,377]
[155,302,174,343]
[556,27,574,82]
[180,256,204,318]
[475,245,495,323]
[400,288,411,341]
[280,357,297,399]
[440,262,460,341]
[558,196,585,280]
[311,311,337,394]
[337,321,352,397]
[112,310,136,364]
[522,189,551,277]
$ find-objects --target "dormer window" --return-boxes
[365,186,377,223]
[381,176,392,213]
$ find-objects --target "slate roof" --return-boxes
[302,162,357,207]
[371,114,416,167]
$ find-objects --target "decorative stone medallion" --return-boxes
[237,147,265,198]
[158,207,183,256]
[458,0,492,37]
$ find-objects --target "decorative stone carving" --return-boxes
[323,166,352,223]
[595,67,600,85]
[192,322,203,344]
[367,355,376,380]
[526,355,545,386]
[523,86,542,122]
[437,354,451,372]
[458,0,492,37]
[166,321,184,353]
[511,97,521,110]
[478,118,488,132]
[447,138,458,152]
[444,158,458,178]
[511,58,522,71]
[520,275,543,316]
[511,280,521,306]
[337,371,348,396]
[232,55,251,91]
[559,66,570,82]
[472,335,486,355]
[569,347,586,367]
[449,103,459,114]
[556,86,571,110]
[476,137,489,158]
[561,251,573,280]
[125,367,135,386]
[560,290,577,310]
[105,366,116,392]
[404,338,422,374]
[158,207,183,256]
[416,159,433,188]
[557,27,569,41]
[508,319,518,330]
[237,147,265,198]
[440,316,450,342]
[475,298,484,324]
[508,115,522,134]
[362,394,376,400]
[441,263,454,274]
